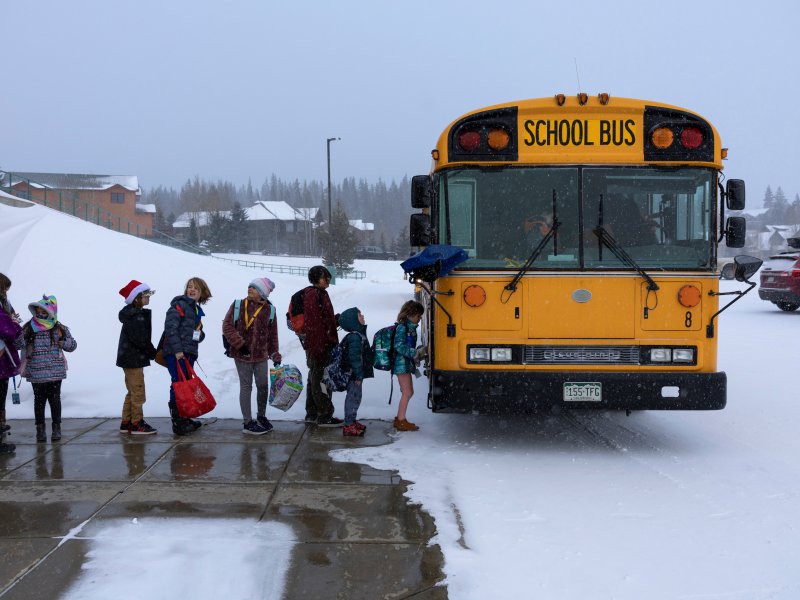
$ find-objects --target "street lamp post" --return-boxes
[326,137,340,226]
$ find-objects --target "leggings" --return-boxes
[32,381,62,424]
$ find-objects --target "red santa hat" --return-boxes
[119,280,151,304]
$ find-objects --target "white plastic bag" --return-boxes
[269,364,304,412]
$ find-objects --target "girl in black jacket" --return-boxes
[116,280,157,435]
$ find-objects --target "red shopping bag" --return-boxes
[172,360,217,418]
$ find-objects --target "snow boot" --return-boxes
[169,401,195,436]
[35,423,47,442]
[51,422,62,442]
[0,441,14,454]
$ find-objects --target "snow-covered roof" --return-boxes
[296,207,319,220]
[1,171,140,193]
[135,203,156,214]
[349,219,375,231]
[246,201,306,222]
[173,211,231,228]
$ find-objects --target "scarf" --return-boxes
[31,315,57,332]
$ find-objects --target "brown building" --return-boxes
[0,171,153,236]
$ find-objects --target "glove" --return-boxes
[240,344,250,357]
[414,346,427,364]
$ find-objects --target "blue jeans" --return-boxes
[166,354,196,406]
[344,378,363,425]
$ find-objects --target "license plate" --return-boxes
[766,277,775,283]
[563,382,602,402]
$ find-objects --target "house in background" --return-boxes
[349,219,375,243]
[172,201,316,255]
[0,171,153,236]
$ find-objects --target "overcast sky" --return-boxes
[2,0,798,206]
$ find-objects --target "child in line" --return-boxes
[0,273,22,454]
[116,280,158,435]
[22,295,77,442]
[392,300,425,432]
[338,307,373,437]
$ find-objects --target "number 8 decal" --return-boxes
[684,311,692,328]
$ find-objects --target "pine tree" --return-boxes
[188,217,199,245]
[763,185,775,209]
[229,202,250,253]
[317,202,358,274]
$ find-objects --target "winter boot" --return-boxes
[169,401,195,436]
[35,423,47,442]
[0,441,14,454]
[0,410,10,433]
[51,422,62,442]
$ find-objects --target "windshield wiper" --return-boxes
[503,219,561,299]
[593,226,659,291]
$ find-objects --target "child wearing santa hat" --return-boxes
[116,280,158,434]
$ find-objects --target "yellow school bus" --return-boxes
[409,93,759,412]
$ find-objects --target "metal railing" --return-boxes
[210,256,366,279]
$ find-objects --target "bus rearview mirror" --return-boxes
[411,175,433,209]
[726,179,745,211]
[724,216,746,248]
[410,213,431,246]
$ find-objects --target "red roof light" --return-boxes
[680,127,704,149]
[458,131,481,151]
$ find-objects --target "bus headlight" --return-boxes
[672,348,695,363]
[469,348,491,362]
[649,348,672,362]
[491,348,512,362]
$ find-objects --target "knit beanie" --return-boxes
[119,280,151,304]
[249,277,275,300]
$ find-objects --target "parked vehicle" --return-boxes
[759,250,800,311]
[355,246,397,260]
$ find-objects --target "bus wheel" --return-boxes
[776,301,800,312]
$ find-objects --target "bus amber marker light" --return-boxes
[464,285,487,307]
[651,127,674,149]
[678,285,701,308]
[487,128,510,151]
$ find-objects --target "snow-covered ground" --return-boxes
[3,200,799,599]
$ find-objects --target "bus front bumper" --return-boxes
[429,370,726,412]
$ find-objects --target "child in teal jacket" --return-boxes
[339,307,373,437]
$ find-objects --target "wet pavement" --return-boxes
[0,419,447,599]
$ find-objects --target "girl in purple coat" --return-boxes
[0,273,22,454]
[22,295,77,442]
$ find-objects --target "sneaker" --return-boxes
[242,420,269,435]
[130,420,157,435]
[304,414,319,424]
[256,416,274,433]
[393,418,419,432]
[343,423,365,437]
[119,420,131,433]
[353,420,367,433]
[188,419,202,431]
[316,416,344,428]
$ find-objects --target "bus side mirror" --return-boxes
[410,213,432,246]
[726,179,745,211]
[733,255,762,282]
[411,175,432,209]
[724,216,746,248]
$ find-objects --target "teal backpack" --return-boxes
[372,324,397,371]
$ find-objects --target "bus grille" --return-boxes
[523,345,640,365]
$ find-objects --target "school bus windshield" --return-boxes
[438,166,715,270]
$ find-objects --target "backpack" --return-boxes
[223,299,275,357]
[222,299,243,357]
[286,286,314,335]
[321,335,354,392]
[372,324,397,371]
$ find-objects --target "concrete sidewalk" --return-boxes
[0,418,447,599]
